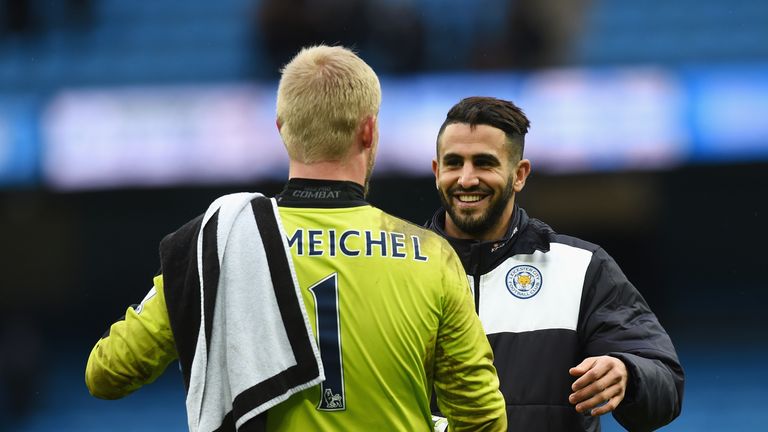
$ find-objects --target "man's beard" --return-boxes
[438,179,514,237]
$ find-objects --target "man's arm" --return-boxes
[85,275,178,399]
[432,246,507,432]
[576,247,684,431]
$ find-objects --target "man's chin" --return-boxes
[452,216,489,234]
[454,208,484,220]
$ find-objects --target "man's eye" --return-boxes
[474,157,498,167]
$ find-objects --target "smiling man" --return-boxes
[427,96,685,431]
[433,120,528,242]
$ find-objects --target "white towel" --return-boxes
[163,193,324,432]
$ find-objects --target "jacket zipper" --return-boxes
[472,245,481,315]
[473,275,481,315]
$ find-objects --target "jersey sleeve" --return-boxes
[432,244,507,432]
[85,275,178,399]
[578,247,684,431]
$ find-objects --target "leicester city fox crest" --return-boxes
[505,265,543,299]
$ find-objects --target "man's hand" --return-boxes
[568,356,628,416]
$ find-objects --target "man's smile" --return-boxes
[451,189,492,210]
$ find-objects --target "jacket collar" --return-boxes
[427,205,551,273]
[276,178,368,208]
[428,204,525,245]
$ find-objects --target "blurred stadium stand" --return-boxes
[1,0,767,431]
[0,0,253,89]
[2,0,768,90]
[580,0,768,65]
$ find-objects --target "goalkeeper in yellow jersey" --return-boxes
[85,45,506,432]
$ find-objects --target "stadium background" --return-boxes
[1,0,766,430]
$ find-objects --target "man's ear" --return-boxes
[432,159,440,189]
[360,115,376,149]
[514,159,531,192]
[276,118,282,132]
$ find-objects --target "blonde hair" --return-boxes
[276,45,381,163]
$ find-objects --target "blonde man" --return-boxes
[86,45,507,431]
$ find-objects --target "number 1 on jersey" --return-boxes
[308,273,346,411]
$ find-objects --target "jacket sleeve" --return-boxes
[433,244,507,432]
[578,248,684,432]
[85,275,178,399]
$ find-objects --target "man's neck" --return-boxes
[288,159,365,185]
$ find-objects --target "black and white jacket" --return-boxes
[427,206,684,432]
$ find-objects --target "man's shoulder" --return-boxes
[551,232,601,255]
[525,217,602,255]
[160,213,205,252]
[372,210,460,263]
[379,209,450,242]
[161,192,268,251]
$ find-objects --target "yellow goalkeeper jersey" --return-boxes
[86,179,506,431]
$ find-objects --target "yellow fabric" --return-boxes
[85,275,176,399]
[84,204,506,431]
[268,206,504,431]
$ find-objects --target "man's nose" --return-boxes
[457,165,480,188]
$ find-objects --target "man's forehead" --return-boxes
[441,148,501,160]
[439,124,507,158]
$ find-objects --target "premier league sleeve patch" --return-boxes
[506,265,543,299]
